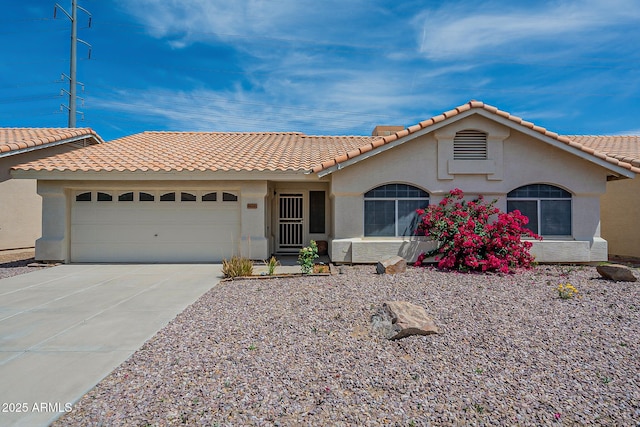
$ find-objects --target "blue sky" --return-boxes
[1,0,639,141]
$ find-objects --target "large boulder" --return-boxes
[596,264,638,282]
[376,256,407,274]
[371,301,439,340]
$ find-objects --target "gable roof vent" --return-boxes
[453,130,487,160]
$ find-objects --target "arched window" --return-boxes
[507,184,571,236]
[202,192,217,202]
[118,192,134,202]
[139,192,155,202]
[75,192,91,202]
[364,184,429,236]
[181,192,197,202]
[222,192,238,202]
[97,192,112,202]
[160,192,176,202]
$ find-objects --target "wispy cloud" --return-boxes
[94,65,447,136]
[615,129,640,135]
[116,0,379,49]
[105,1,455,133]
[94,0,640,138]
[414,0,640,60]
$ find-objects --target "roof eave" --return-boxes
[10,168,323,182]
[475,109,637,179]
[0,134,102,158]
[316,109,478,177]
[316,107,637,179]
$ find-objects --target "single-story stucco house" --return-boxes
[9,101,640,264]
[0,128,102,250]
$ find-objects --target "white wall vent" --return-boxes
[453,130,488,160]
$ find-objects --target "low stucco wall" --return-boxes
[601,178,640,258]
[331,237,607,264]
[330,238,437,264]
[529,238,607,263]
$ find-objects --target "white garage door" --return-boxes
[71,190,241,263]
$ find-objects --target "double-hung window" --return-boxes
[364,184,429,237]
[507,184,572,236]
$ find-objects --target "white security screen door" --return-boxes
[278,193,304,252]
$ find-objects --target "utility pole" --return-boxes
[55,0,92,128]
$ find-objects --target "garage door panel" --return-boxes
[73,210,238,228]
[71,193,240,262]
[72,224,241,245]
[71,242,237,263]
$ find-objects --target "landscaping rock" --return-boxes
[596,264,638,282]
[376,256,407,274]
[371,300,439,340]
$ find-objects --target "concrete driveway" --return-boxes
[0,263,222,427]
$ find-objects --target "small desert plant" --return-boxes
[298,240,319,274]
[263,256,280,275]
[557,283,579,299]
[222,256,253,278]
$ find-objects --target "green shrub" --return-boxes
[222,256,254,278]
[415,188,541,273]
[298,240,319,274]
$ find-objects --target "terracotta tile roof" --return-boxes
[311,101,640,175]
[0,128,103,155]
[11,131,375,172]
[569,135,640,169]
[10,103,640,176]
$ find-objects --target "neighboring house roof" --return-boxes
[0,128,103,157]
[570,135,640,169]
[312,101,640,176]
[9,101,640,177]
[11,131,375,172]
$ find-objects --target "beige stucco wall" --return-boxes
[329,115,610,263]
[1,145,86,251]
[601,177,640,258]
[0,176,40,250]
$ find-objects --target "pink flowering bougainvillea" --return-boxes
[415,188,542,273]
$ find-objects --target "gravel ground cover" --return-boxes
[0,250,46,279]
[53,264,639,426]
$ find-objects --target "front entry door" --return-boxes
[277,193,304,252]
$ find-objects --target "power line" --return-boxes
[0,28,67,36]
[0,17,57,24]
[0,80,65,90]
[0,94,62,104]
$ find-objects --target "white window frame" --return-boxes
[507,185,572,237]
[363,184,429,237]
